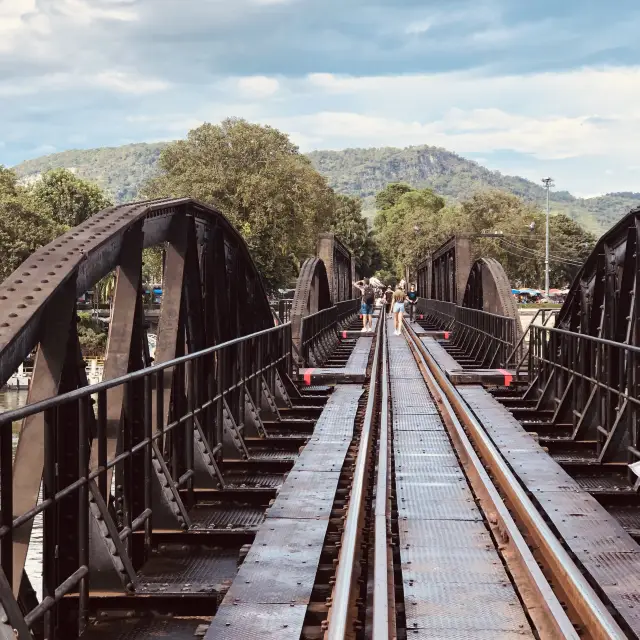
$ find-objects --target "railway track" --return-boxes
[320,315,630,639]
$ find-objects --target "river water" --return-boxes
[0,389,43,598]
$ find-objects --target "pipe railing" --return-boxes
[336,298,360,328]
[528,324,640,463]
[417,300,517,369]
[300,307,339,367]
[0,323,292,637]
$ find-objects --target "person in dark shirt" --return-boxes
[384,286,393,317]
[406,284,418,322]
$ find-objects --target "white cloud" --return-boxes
[93,71,169,94]
[237,76,280,98]
[405,20,432,35]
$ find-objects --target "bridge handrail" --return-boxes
[0,323,290,426]
[529,325,640,409]
[300,306,338,367]
[0,322,293,633]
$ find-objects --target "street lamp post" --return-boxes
[541,178,554,296]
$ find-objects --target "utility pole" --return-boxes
[541,178,554,296]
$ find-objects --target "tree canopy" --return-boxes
[29,168,113,227]
[372,185,596,289]
[143,118,378,290]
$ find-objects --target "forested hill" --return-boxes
[13,142,640,233]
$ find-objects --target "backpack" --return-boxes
[363,286,375,305]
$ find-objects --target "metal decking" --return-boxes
[388,321,534,638]
[460,385,640,636]
[206,385,363,639]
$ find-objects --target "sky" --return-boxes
[1,0,640,197]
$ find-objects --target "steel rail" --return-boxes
[403,320,626,640]
[326,311,383,639]
[372,317,391,639]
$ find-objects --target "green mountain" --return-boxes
[14,143,168,203]
[12,142,640,234]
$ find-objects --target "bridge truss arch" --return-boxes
[0,198,280,600]
[316,233,354,303]
[290,256,333,359]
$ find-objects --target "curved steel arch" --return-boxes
[316,233,354,303]
[0,198,276,594]
[462,258,522,322]
[557,208,640,342]
[0,197,272,386]
[290,257,332,360]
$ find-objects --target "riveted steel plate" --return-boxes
[393,403,440,415]
[252,517,327,550]
[394,430,452,450]
[206,603,308,639]
[393,414,443,430]
[137,547,239,594]
[396,482,473,505]
[397,497,481,521]
[399,519,492,550]
[300,440,351,457]
[225,557,318,604]
[403,583,532,634]
[294,450,347,472]
[395,468,466,484]
[267,471,340,519]
[395,452,460,468]
[401,547,508,585]
[421,337,462,372]
[85,617,212,639]
[189,505,266,530]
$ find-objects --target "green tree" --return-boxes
[0,198,64,280]
[0,166,65,280]
[325,195,382,275]
[143,118,336,291]
[374,187,454,274]
[457,190,595,288]
[0,166,19,198]
[29,168,112,227]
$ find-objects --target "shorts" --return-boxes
[393,302,405,313]
[361,303,373,315]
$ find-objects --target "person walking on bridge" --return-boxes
[391,286,406,335]
[355,278,375,332]
[384,286,393,317]
[406,284,418,322]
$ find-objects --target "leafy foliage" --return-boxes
[77,312,108,357]
[29,168,113,227]
[327,195,383,275]
[0,168,65,280]
[143,119,343,291]
[374,185,461,274]
[374,186,597,289]
[0,165,112,281]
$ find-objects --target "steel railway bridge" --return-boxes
[0,198,640,638]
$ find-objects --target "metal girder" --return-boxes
[11,277,77,594]
[316,232,353,303]
[462,257,523,344]
[290,257,332,360]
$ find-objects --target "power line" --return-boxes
[497,243,580,268]
[497,237,582,266]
